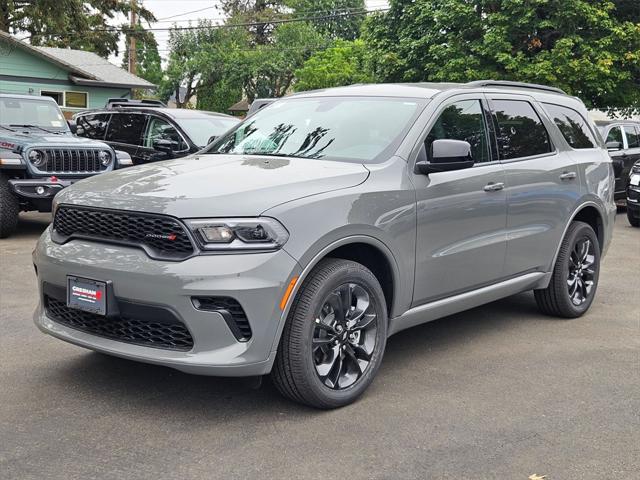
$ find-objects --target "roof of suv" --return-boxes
[0,93,58,103]
[594,119,640,127]
[290,80,569,100]
[77,106,235,120]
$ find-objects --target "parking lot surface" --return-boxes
[1,212,638,480]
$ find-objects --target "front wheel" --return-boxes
[0,173,20,238]
[271,258,388,409]
[534,221,600,318]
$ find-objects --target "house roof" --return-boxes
[0,31,155,89]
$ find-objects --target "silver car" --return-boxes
[33,81,616,408]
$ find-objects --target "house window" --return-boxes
[41,91,63,105]
[64,91,88,109]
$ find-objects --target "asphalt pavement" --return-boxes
[1,212,638,480]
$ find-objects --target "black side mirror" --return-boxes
[153,138,177,153]
[415,139,474,175]
[606,141,622,151]
[67,119,77,134]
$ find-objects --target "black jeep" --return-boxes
[0,94,132,238]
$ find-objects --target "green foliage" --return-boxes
[121,28,162,86]
[294,39,374,91]
[0,0,155,58]
[364,0,640,112]
[286,0,366,40]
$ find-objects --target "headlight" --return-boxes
[28,149,46,168]
[98,150,112,166]
[184,217,289,252]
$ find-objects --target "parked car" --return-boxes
[73,100,240,165]
[596,120,640,203]
[33,81,615,408]
[0,94,132,238]
[626,160,640,227]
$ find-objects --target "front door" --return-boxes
[412,96,507,306]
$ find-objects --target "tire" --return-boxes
[0,173,19,239]
[627,207,640,227]
[271,258,388,409]
[534,221,600,318]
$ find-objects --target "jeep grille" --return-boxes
[36,148,109,174]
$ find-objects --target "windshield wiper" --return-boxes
[9,124,60,134]
[0,125,17,132]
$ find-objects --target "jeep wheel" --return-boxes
[0,173,19,238]
[627,207,640,227]
[272,258,388,409]
[534,221,600,318]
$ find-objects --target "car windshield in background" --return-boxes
[0,97,68,131]
[206,97,427,162]
[179,116,240,147]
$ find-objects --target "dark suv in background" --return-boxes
[74,100,239,165]
[597,120,640,202]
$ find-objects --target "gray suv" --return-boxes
[33,81,615,408]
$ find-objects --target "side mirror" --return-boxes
[606,141,622,151]
[67,119,77,134]
[153,138,177,154]
[415,139,474,175]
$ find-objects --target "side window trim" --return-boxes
[485,96,557,163]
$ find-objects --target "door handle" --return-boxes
[483,182,505,192]
[559,171,577,180]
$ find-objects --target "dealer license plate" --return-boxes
[67,276,107,315]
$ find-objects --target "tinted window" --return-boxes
[143,117,188,151]
[605,126,623,145]
[544,104,596,149]
[426,99,489,163]
[624,126,640,148]
[178,116,240,147]
[208,97,426,163]
[492,100,551,159]
[105,113,147,146]
[76,114,110,140]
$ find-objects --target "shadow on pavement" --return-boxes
[11,212,51,239]
[47,291,544,418]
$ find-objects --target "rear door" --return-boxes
[104,112,148,164]
[620,125,640,194]
[486,95,580,277]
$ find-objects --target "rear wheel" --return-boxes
[271,258,387,409]
[534,221,600,318]
[0,173,19,238]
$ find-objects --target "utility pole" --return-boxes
[128,0,137,75]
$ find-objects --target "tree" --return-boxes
[364,0,640,112]
[286,0,366,40]
[294,39,373,91]
[234,21,326,100]
[159,21,248,109]
[121,28,162,86]
[0,0,155,58]
[220,1,287,45]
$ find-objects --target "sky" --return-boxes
[110,0,389,66]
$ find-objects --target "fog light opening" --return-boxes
[35,186,46,195]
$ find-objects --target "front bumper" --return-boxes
[33,227,301,376]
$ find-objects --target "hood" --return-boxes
[56,154,370,217]
[0,131,110,151]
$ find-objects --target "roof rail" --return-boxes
[466,80,566,95]
[105,98,167,109]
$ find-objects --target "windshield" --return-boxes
[179,116,240,147]
[0,97,68,132]
[206,96,426,162]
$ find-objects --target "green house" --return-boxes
[0,31,155,117]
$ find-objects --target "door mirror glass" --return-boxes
[153,138,178,153]
[606,141,622,151]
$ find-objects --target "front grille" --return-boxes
[36,148,108,173]
[192,296,252,341]
[53,206,195,260]
[45,296,194,351]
